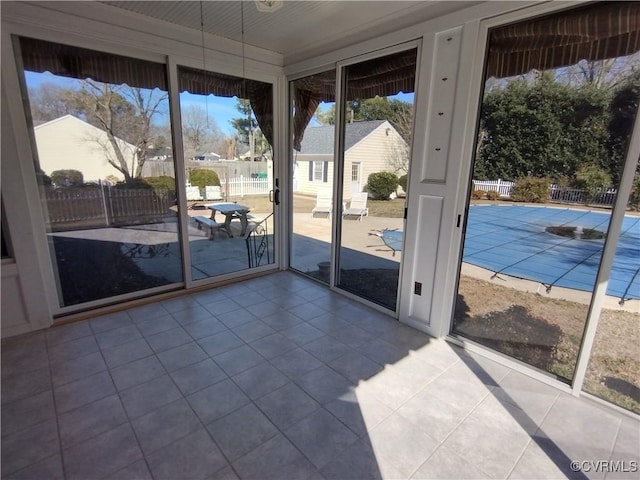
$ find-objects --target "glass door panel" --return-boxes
[452,4,639,383]
[19,37,182,308]
[336,48,418,311]
[290,69,336,283]
[177,66,275,281]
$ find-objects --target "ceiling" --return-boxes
[100,1,481,64]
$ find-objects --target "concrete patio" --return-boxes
[1,271,638,479]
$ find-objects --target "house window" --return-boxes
[351,163,360,182]
[313,161,324,181]
[309,161,328,182]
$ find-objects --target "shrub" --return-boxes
[511,177,550,203]
[629,174,640,212]
[486,190,500,200]
[367,171,398,200]
[144,176,176,194]
[572,164,612,205]
[189,169,220,189]
[50,169,84,187]
[471,189,486,200]
[398,174,408,192]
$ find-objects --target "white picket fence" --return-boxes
[472,179,515,197]
[472,179,618,206]
[224,176,270,197]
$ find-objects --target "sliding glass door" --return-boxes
[18,37,182,308]
[452,2,639,413]
[289,48,417,313]
[335,48,418,312]
[177,66,276,281]
[289,69,336,283]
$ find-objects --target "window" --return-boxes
[310,161,328,182]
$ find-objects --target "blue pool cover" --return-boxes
[462,205,640,301]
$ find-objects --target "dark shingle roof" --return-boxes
[298,120,386,155]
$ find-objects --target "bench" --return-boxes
[193,216,223,240]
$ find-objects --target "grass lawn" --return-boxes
[225,194,406,218]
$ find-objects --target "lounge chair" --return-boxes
[312,190,333,218]
[342,192,369,221]
[205,185,223,201]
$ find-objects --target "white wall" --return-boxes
[35,116,135,183]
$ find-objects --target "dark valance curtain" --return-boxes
[292,49,417,151]
[19,37,168,90]
[487,1,640,78]
[178,66,273,148]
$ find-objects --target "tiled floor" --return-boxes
[1,271,638,479]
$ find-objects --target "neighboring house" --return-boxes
[34,114,137,183]
[194,152,221,161]
[294,120,406,198]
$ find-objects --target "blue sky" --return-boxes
[25,71,416,135]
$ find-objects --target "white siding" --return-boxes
[343,121,407,198]
[34,116,137,183]
[294,154,333,196]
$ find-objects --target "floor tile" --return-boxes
[131,398,202,455]
[608,418,640,480]
[270,348,324,380]
[95,324,143,349]
[126,303,169,322]
[229,290,267,307]
[183,317,228,340]
[47,335,99,364]
[232,434,308,480]
[1,389,55,438]
[202,298,243,317]
[170,358,227,395]
[509,437,581,480]
[53,370,115,414]
[255,383,321,430]
[146,427,228,480]
[119,374,182,419]
[161,295,201,314]
[232,363,290,400]
[328,350,383,383]
[146,326,193,353]
[231,320,277,343]
[397,388,472,443]
[295,365,353,405]
[110,355,166,391]
[325,389,393,437]
[58,394,128,448]
[537,394,622,475]
[197,330,245,357]
[1,367,51,405]
[213,345,264,376]
[50,351,107,387]
[46,322,93,346]
[287,302,327,321]
[89,311,132,334]
[259,310,305,331]
[187,378,250,423]
[412,444,490,479]
[101,338,153,369]
[134,314,180,337]
[302,335,352,363]
[285,408,358,469]
[4,453,64,480]
[1,420,60,477]
[320,438,401,480]
[368,412,439,478]
[62,423,142,480]
[156,341,208,372]
[207,403,279,461]
[104,459,153,480]
[171,305,216,326]
[249,333,298,359]
[215,308,260,329]
[281,323,325,346]
[246,300,282,318]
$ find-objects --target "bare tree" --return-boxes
[181,105,228,160]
